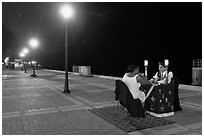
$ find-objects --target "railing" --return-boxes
[193,59,202,68]
[192,59,202,86]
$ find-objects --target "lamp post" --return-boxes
[22,48,29,73]
[144,60,148,78]
[29,38,39,77]
[60,4,74,93]
[20,52,25,71]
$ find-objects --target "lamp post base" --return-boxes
[30,74,37,77]
[63,84,70,93]
[63,89,71,93]
[63,71,70,93]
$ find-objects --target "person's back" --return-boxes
[122,73,141,99]
[122,65,146,103]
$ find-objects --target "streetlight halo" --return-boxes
[60,4,74,19]
[29,38,39,48]
[23,48,29,54]
[20,52,25,57]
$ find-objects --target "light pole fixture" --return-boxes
[29,38,39,77]
[60,4,74,93]
[144,60,148,77]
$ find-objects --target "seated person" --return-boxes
[122,64,148,107]
[149,61,173,84]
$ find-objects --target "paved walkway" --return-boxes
[2,69,202,135]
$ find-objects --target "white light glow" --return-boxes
[164,59,169,67]
[144,60,148,67]
[23,48,29,54]
[29,38,39,48]
[60,4,74,19]
[32,61,36,64]
[20,53,25,57]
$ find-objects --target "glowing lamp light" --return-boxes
[23,48,29,54]
[20,53,25,58]
[144,60,148,67]
[29,38,39,48]
[164,59,169,67]
[32,61,36,64]
[60,4,74,19]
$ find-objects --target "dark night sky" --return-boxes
[2,2,202,84]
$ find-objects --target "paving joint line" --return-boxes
[2,85,48,91]
[32,78,85,106]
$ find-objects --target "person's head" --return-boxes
[127,64,139,74]
[158,61,167,73]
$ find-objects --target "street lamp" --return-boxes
[20,52,25,71]
[20,52,25,58]
[23,48,29,54]
[60,4,74,93]
[29,38,39,77]
[22,48,29,73]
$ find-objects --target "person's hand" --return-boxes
[138,73,144,76]
[148,79,154,83]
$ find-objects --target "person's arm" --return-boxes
[153,72,158,79]
[149,72,158,83]
[168,71,173,83]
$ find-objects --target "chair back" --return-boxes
[115,80,145,118]
[171,77,182,111]
[115,80,128,108]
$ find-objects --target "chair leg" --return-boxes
[114,101,119,115]
[125,108,127,116]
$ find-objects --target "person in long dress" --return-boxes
[149,61,173,84]
[122,65,147,107]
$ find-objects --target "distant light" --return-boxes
[32,61,36,64]
[20,53,25,58]
[4,57,9,64]
[144,60,148,67]
[164,59,169,67]
[23,48,29,54]
[29,62,31,64]
[29,38,39,48]
[60,4,74,19]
